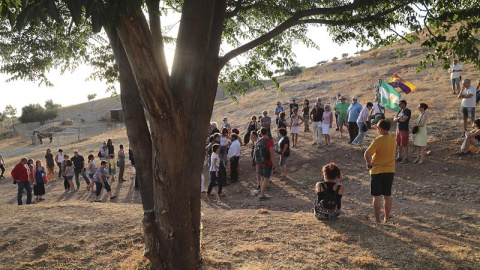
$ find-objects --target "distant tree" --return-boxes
[332,57,338,61]
[342,53,349,58]
[19,101,60,124]
[19,104,46,124]
[4,105,17,119]
[87,93,97,102]
[284,66,303,76]
[316,60,328,65]
[0,112,5,122]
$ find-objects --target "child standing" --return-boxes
[87,154,96,193]
[62,155,70,191]
[322,104,334,146]
[64,160,75,193]
[33,160,46,202]
[109,154,116,182]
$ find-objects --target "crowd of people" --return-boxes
[8,139,138,205]
[5,61,480,223]
[202,72,480,222]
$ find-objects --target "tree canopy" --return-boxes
[19,100,60,124]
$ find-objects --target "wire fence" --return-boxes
[1,119,124,145]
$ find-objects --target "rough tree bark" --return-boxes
[114,0,223,269]
[105,28,163,266]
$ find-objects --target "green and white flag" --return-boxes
[378,80,401,112]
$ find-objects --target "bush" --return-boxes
[284,66,303,76]
[19,100,61,124]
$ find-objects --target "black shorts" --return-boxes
[371,173,394,196]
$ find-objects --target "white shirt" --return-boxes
[209,152,220,172]
[461,86,476,108]
[450,64,462,79]
[56,153,64,163]
[356,107,370,124]
[219,136,228,146]
[373,102,384,114]
[227,140,241,158]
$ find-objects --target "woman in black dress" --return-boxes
[33,160,46,201]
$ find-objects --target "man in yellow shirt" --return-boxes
[364,119,396,223]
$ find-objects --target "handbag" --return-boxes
[412,126,419,134]
[412,113,424,134]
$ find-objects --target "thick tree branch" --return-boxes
[146,0,169,79]
[218,4,406,68]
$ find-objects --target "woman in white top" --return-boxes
[206,144,225,196]
[54,149,65,179]
[289,108,304,148]
[322,104,334,145]
[352,102,373,145]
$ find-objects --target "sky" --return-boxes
[0,21,363,116]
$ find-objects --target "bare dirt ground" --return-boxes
[0,39,479,269]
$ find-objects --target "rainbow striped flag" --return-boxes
[387,74,417,94]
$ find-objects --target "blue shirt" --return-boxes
[93,167,108,182]
[347,102,363,122]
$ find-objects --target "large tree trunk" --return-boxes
[105,28,162,266]
[114,1,219,268]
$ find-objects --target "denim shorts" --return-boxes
[258,165,272,178]
[66,175,73,180]
[451,77,461,86]
[461,107,475,118]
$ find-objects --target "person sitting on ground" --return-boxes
[459,119,480,155]
[93,160,117,202]
[314,162,344,220]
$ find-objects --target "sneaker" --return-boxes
[254,185,261,191]
[400,159,409,164]
[351,142,360,146]
[67,190,74,194]
[395,157,402,162]
[317,145,321,148]
[259,195,271,201]
[218,193,226,197]
[311,142,316,145]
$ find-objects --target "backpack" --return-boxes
[98,150,102,158]
[476,90,480,105]
[254,138,269,163]
[321,183,341,210]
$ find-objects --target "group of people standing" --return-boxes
[9,138,138,205]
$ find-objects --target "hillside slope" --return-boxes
[0,39,479,270]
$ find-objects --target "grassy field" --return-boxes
[0,37,479,269]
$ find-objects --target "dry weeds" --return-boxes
[0,37,479,269]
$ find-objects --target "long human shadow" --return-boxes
[321,214,478,269]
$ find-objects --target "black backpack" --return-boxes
[476,90,480,105]
[321,183,341,210]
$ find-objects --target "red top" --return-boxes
[258,138,274,166]
[11,162,31,182]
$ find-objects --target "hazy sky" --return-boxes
[0,22,362,115]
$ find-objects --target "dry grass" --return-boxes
[0,38,479,269]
